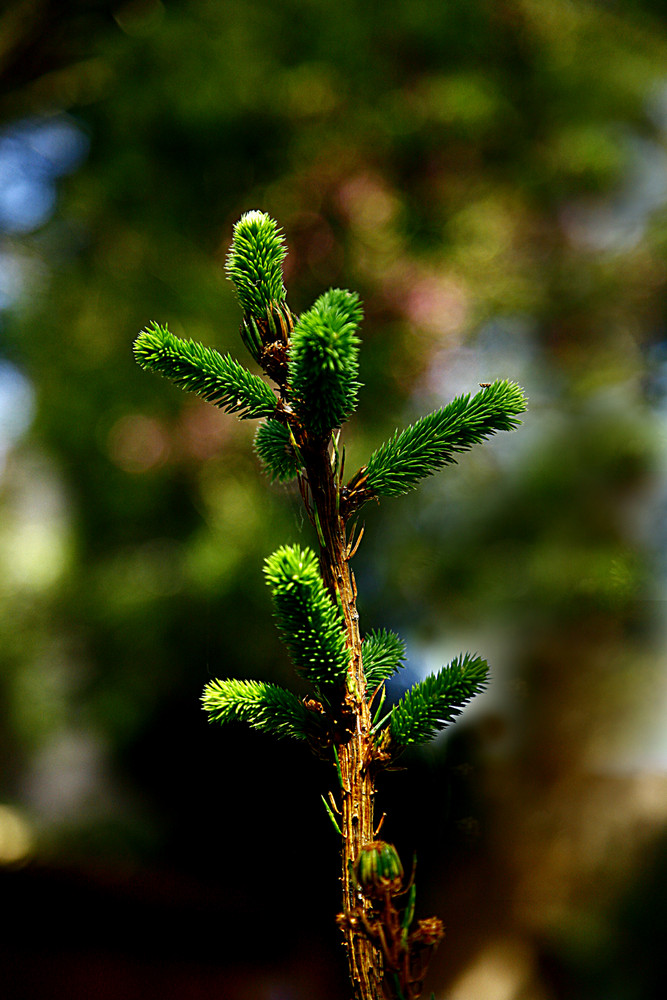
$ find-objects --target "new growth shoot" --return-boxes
[133,210,527,1000]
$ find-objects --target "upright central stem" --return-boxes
[305,441,384,1000]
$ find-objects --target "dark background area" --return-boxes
[1,1,667,997]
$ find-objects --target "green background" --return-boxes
[1,1,666,997]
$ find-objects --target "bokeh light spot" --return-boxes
[108,413,170,472]
[0,115,88,234]
[0,805,34,866]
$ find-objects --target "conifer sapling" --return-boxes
[133,210,527,1000]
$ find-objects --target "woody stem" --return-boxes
[302,437,384,1000]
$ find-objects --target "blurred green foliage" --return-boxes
[1,0,666,995]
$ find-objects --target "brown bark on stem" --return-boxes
[303,440,384,1000]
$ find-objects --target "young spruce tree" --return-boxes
[133,211,527,1000]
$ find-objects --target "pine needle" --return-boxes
[365,380,527,497]
[362,629,406,690]
[225,210,288,317]
[134,322,277,418]
[254,419,301,481]
[390,653,489,747]
[202,676,320,741]
[288,288,363,436]
[264,544,350,688]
